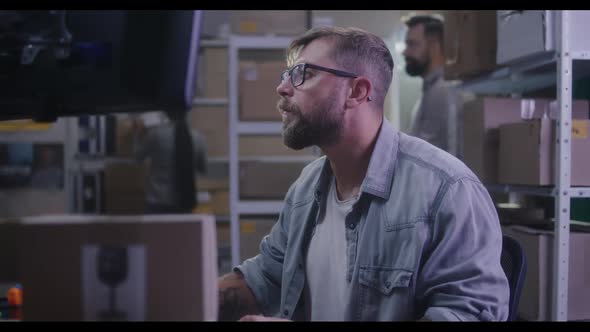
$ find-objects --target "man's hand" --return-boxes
[239,315,292,322]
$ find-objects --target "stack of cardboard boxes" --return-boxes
[193,11,311,264]
[447,10,590,321]
[461,97,590,185]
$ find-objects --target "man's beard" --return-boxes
[277,96,343,150]
[405,56,429,77]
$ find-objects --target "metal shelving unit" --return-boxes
[0,117,80,214]
[227,35,294,267]
[459,11,590,321]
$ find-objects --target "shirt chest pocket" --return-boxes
[359,267,413,294]
[357,267,414,320]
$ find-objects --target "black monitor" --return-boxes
[0,10,202,121]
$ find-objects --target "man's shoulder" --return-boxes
[397,132,478,183]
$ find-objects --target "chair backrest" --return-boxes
[500,235,527,321]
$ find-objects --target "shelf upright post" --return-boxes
[553,10,572,322]
[228,35,241,268]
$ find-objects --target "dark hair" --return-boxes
[286,26,394,108]
[404,15,444,48]
[166,110,196,212]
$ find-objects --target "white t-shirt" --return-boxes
[304,177,359,321]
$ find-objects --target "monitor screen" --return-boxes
[0,10,202,121]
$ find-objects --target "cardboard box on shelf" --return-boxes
[502,225,590,321]
[462,97,527,183]
[103,161,147,215]
[239,135,315,157]
[194,189,229,216]
[461,97,589,184]
[216,217,276,262]
[498,118,590,186]
[239,161,308,199]
[230,11,307,36]
[113,117,135,158]
[103,161,146,194]
[209,190,229,216]
[443,10,497,80]
[196,48,228,99]
[199,177,229,192]
[189,106,228,158]
[239,61,285,121]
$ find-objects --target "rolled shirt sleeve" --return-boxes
[235,201,291,317]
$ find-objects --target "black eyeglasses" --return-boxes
[280,63,358,88]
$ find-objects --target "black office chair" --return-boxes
[500,235,527,321]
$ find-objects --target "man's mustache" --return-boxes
[277,99,299,113]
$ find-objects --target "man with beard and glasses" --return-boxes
[217,26,508,322]
[403,14,464,157]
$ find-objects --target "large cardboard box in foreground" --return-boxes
[502,225,590,321]
[499,119,590,186]
[18,214,218,321]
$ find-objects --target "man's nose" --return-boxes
[276,78,293,98]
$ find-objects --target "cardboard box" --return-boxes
[103,161,147,215]
[462,97,589,183]
[103,160,146,194]
[239,61,285,121]
[209,190,229,216]
[217,217,276,262]
[502,225,590,321]
[196,48,228,99]
[114,117,135,158]
[199,177,229,192]
[194,189,229,216]
[230,11,307,36]
[443,11,497,80]
[18,214,218,321]
[496,11,590,65]
[239,135,315,157]
[499,119,590,186]
[239,161,307,199]
[189,106,228,157]
[462,97,527,183]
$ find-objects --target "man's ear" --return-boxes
[345,77,372,108]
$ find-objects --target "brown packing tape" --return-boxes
[573,121,588,139]
[239,21,258,34]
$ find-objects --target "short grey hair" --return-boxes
[286,26,394,108]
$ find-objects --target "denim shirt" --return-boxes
[236,119,509,321]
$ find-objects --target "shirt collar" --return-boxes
[314,119,399,201]
[422,67,444,92]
